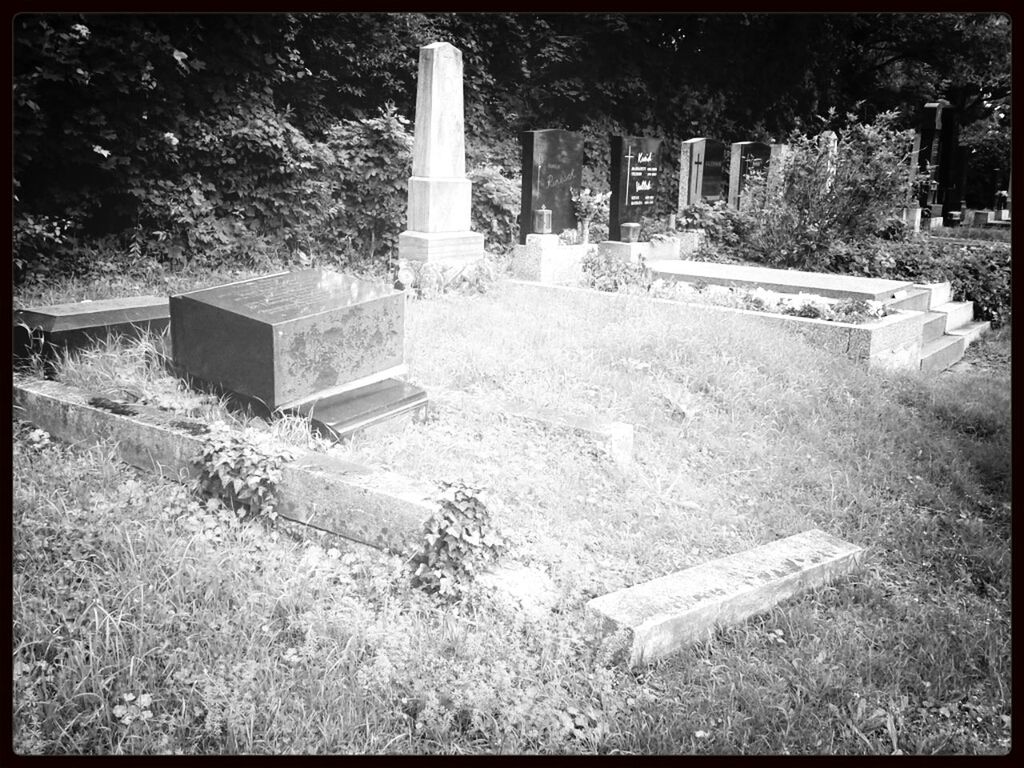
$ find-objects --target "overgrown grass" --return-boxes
[12,278,1011,754]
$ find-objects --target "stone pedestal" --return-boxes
[599,241,646,265]
[510,235,586,285]
[398,42,483,265]
[905,207,923,233]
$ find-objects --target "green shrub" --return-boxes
[469,164,520,255]
[581,249,650,293]
[828,238,1011,326]
[678,201,755,251]
[739,113,915,269]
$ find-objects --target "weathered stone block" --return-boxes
[170,269,404,410]
[586,529,864,666]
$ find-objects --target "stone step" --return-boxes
[885,287,932,312]
[912,281,953,309]
[585,529,864,666]
[920,335,966,373]
[933,300,974,331]
[946,320,991,348]
[921,312,949,343]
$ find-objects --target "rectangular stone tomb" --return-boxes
[14,296,170,361]
[170,269,405,410]
[290,378,428,442]
[586,529,864,666]
[519,129,584,243]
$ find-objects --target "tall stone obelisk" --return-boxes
[398,42,484,265]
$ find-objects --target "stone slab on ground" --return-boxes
[430,386,634,470]
[13,377,434,553]
[14,296,170,360]
[586,528,864,666]
[648,260,915,301]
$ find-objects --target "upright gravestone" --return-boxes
[609,135,664,241]
[728,141,771,209]
[677,138,726,209]
[170,269,426,440]
[398,42,484,265]
[519,129,584,243]
[911,101,963,226]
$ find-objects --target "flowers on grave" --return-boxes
[571,188,611,222]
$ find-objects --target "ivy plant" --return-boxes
[191,428,293,524]
[409,480,507,601]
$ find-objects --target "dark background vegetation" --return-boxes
[13,13,1011,280]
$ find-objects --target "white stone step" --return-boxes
[946,320,991,348]
[933,300,974,331]
[912,281,953,309]
[585,529,864,666]
[920,335,966,373]
[921,312,949,343]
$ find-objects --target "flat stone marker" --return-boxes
[293,377,428,442]
[586,529,864,666]
[170,269,405,411]
[14,296,169,361]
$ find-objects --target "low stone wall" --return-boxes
[506,280,927,372]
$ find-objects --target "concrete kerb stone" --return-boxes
[430,386,634,471]
[586,528,865,666]
[13,377,433,554]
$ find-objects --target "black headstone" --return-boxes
[728,142,771,208]
[913,101,962,224]
[609,135,664,241]
[519,129,585,243]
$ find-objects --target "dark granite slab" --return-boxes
[609,135,664,241]
[519,129,585,243]
[170,269,405,410]
[291,378,428,441]
[14,296,170,362]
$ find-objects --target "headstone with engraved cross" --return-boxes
[678,138,726,210]
[609,135,664,241]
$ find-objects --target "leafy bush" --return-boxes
[738,113,915,269]
[469,164,521,255]
[581,249,650,293]
[828,238,1011,326]
[677,200,756,251]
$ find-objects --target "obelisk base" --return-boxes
[398,231,484,265]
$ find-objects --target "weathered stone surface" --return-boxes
[598,240,645,265]
[170,269,404,411]
[399,42,482,265]
[13,377,432,553]
[586,529,864,666]
[14,296,170,361]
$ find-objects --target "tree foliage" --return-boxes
[13,13,1012,281]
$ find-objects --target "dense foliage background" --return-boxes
[13,13,1011,282]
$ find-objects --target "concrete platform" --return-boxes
[648,260,915,301]
[922,312,949,343]
[586,529,864,666]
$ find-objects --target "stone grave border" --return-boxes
[505,279,927,372]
